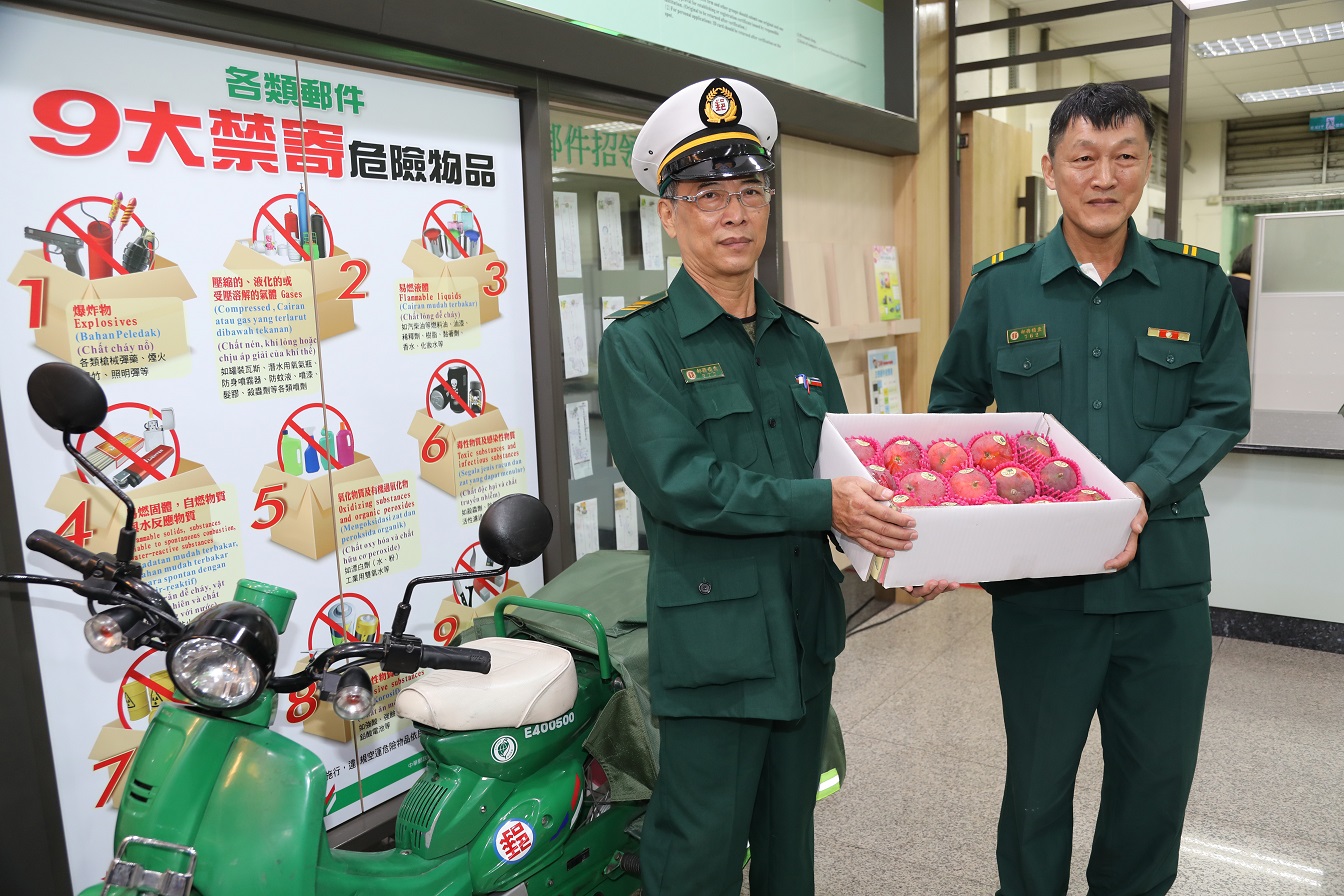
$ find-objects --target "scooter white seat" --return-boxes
[395,637,578,731]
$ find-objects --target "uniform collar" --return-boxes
[669,267,781,338]
[1039,217,1160,287]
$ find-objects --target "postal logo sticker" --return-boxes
[1006,324,1047,343]
[495,819,535,863]
[491,735,517,763]
[682,363,725,383]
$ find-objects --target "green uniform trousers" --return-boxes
[641,681,832,896]
[991,599,1213,896]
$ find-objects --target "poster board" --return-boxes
[0,6,541,886]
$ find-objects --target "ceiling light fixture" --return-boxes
[1238,81,1344,103]
[583,121,643,133]
[1194,21,1344,57]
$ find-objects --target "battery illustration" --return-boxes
[354,613,378,643]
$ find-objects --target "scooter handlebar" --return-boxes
[26,529,107,577]
[419,646,492,675]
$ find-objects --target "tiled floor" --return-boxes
[799,588,1344,895]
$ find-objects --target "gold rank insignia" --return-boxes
[682,363,725,383]
[700,79,741,127]
[1147,327,1191,341]
[1007,324,1047,343]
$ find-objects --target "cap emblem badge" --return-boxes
[700,79,741,126]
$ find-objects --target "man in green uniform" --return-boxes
[599,77,951,896]
[929,83,1251,895]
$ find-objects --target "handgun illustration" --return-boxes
[23,227,85,276]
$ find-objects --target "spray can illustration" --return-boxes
[281,428,303,475]
[354,613,377,643]
[336,424,355,467]
[320,427,336,470]
[304,440,320,474]
[468,381,483,414]
[330,600,352,646]
[284,205,301,261]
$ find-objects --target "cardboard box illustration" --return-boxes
[88,723,145,809]
[251,452,379,560]
[407,406,509,497]
[433,581,527,645]
[221,242,357,340]
[402,240,504,324]
[8,250,195,364]
[816,413,1142,588]
[45,459,217,557]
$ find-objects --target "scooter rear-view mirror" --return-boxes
[479,493,553,568]
[26,361,109,435]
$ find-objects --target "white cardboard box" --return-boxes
[817,412,1141,587]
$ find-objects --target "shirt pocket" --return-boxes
[791,384,828,468]
[651,562,774,687]
[1133,338,1203,431]
[994,340,1063,412]
[686,379,759,466]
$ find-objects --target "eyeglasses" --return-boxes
[669,184,775,212]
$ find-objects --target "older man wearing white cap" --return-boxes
[599,77,947,896]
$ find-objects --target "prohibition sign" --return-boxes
[424,359,486,420]
[422,200,483,259]
[275,403,353,471]
[307,592,380,650]
[44,195,147,277]
[73,402,183,486]
[451,541,510,609]
[117,648,184,729]
[252,193,334,263]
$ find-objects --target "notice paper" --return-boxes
[614,480,640,550]
[566,400,593,480]
[867,346,903,414]
[640,196,664,270]
[597,191,624,271]
[573,498,599,560]
[554,191,582,278]
[558,293,590,378]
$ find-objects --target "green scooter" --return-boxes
[8,362,643,896]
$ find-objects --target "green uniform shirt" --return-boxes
[930,219,1251,613]
[598,269,845,720]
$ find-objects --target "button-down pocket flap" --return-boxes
[1146,488,1208,521]
[654,563,759,607]
[1136,337,1203,370]
[996,340,1061,377]
[686,380,754,425]
[791,385,828,420]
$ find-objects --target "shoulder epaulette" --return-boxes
[605,292,667,321]
[1151,239,1220,265]
[778,303,819,325]
[971,242,1035,275]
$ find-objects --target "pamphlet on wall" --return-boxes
[566,400,593,480]
[873,245,903,321]
[666,255,682,288]
[613,481,639,550]
[573,498,599,559]
[596,191,624,271]
[554,191,582,278]
[867,346,902,414]
[558,293,589,378]
[639,196,664,270]
[601,295,624,331]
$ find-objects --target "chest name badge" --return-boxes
[1006,324,1047,344]
[682,363,724,383]
[1147,327,1191,342]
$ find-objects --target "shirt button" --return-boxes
[698,581,712,595]
[1022,360,1032,370]
[1092,296,1102,305]
[755,357,762,367]
[1166,354,1176,364]
[1172,503,1180,515]
[792,547,800,557]
[768,418,777,428]
[1092,347,1102,358]
[1092,400,1103,409]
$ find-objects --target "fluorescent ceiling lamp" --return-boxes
[583,121,643,133]
[1238,81,1344,103]
[1194,22,1344,57]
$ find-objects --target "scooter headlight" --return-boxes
[167,602,278,710]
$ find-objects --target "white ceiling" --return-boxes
[976,0,1344,121]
